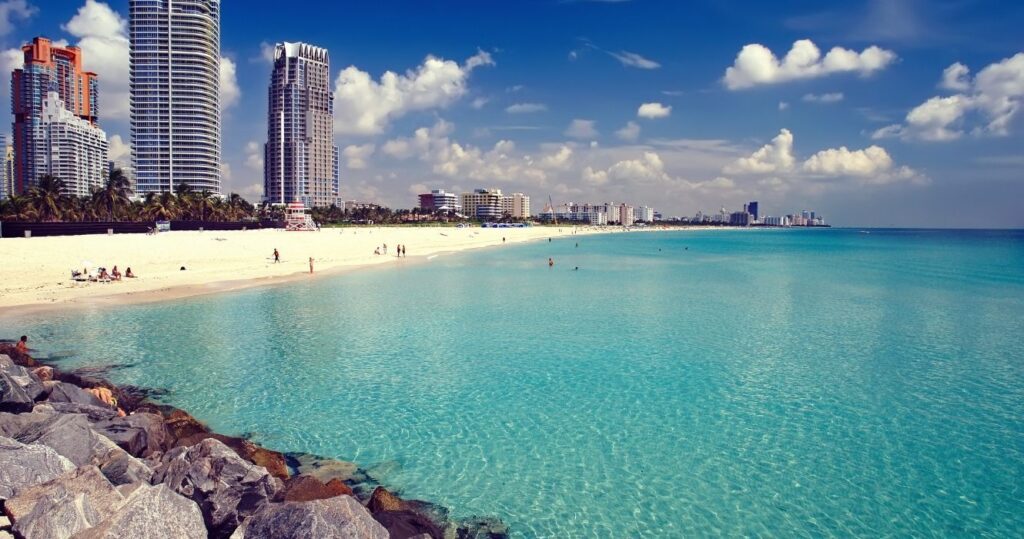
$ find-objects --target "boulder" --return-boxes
[289,452,358,483]
[13,413,123,468]
[0,372,35,413]
[176,432,290,480]
[229,496,388,539]
[6,466,123,539]
[163,409,210,440]
[46,383,108,408]
[367,486,406,513]
[455,516,510,539]
[93,413,170,458]
[0,354,13,370]
[0,435,75,498]
[366,487,447,539]
[0,409,57,438]
[71,483,206,539]
[282,475,353,503]
[98,449,153,486]
[153,437,284,537]
[1,363,45,401]
[41,402,120,423]
[31,366,54,382]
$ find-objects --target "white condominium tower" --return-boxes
[264,42,339,207]
[129,0,222,195]
[39,91,109,197]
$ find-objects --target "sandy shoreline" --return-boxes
[0,225,663,313]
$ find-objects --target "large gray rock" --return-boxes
[13,413,121,467]
[71,483,206,539]
[0,354,14,370]
[43,402,120,422]
[98,449,153,486]
[229,496,388,539]
[7,466,124,539]
[0,435,75,498]
[153,437,283,537]
[0,409,57,438]
[93,413,170,457]
[45,382,107,408]
[0,372,35,413]
[2,363,45,401]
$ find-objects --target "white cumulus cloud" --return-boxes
[342,144,376,169]
[724,128,795,174]
[616,121,640,141]
[637,102,672,119]
[245,141,264,171]
[220,57,240,110]
[564,119,599,139]
[333,50,494,135]
[0,0,36,36]
[723,39,896,90]
[874,53,1024,141]
[61,0,130,120]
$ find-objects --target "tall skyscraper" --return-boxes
[1,135,12,199]
[264,42,338,207]
[11,37,99,195]
[39,91,109,197]
[130,0,222,195]
[747,201,759,221]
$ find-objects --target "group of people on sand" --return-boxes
[72,265,135,283]
[374,243,407,257]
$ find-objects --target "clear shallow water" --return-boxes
[3,229,1024,537]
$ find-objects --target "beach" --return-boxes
[0,225,615,311]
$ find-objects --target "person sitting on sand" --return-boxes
[99,268,111,281]
[15,335,28,353]
[111,266,122,280]
[374,247,381,255]
[125,267,136,278]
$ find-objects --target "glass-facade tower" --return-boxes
[130,0,222,195]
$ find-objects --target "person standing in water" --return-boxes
[548,257,554,267]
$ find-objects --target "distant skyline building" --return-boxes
[418,189,460,213]
[38,90,108,197]
[130,0,222,195]
[11,37,99,195]
[746,201,759,221]
[264,41,339,207]
[460,188,530,219]
[1,135,12,198]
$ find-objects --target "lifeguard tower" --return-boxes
[285,202,317,231]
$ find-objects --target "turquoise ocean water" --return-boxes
[3,229,1023,537]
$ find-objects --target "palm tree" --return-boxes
[28,175,67,222]
[143,191,179,221]
[93,168,132,221]
[0,194,39,221]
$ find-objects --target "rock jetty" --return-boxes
[0,345,509,538]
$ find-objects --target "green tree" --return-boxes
[28,175,67,222]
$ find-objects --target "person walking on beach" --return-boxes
[402,245,406,257]
[15,335,28,353]
[309,257,314,274]
[273,248,280,263]
[383,243,388,255]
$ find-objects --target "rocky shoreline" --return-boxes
[0,344,509,539]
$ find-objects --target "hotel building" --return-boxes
[1,135,12,198]
[130,0,222,195]
[38,91,108,197]
[11,37,99,194]
[418,189,461,213]
[460,188,530,219]
[264,42,339,207]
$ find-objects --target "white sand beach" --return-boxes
[0,225,620,311]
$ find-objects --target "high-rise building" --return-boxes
[635,206,655,222]
[1,135,12,198]
[460,188,531,219]
[11,37,99,195]
[37,91,108,197]
[418,189,460,213]
[747,201,759,221]
[130,0,222,195]
[264,42,338,207]
[503,192,530,219]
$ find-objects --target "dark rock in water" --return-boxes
[153,437,284,538]
[163,409,210,440]
[45,382,108,408]
[372,510,445,539]
[455,516,511,539]
[39,402,120,422]
[73,483,207,539]
[0,435,75,498]
[6,465,123,538]
[228,496,388,539]
[282,474,353,502]
[367,486,406,513]
[93,412,170,458]
[175,431,290,480]
[0,347,37,367]
[0,371,36,413]
[364,459,400,482]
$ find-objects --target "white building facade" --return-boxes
[37,91,108,197]
[130,0,222,195]
[264,42,339,207]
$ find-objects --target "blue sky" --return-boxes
[3,0,1023,227]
